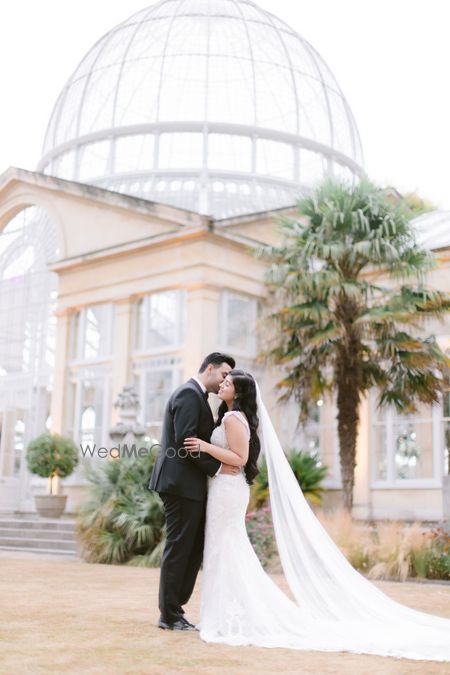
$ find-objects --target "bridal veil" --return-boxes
[255,382,450,661]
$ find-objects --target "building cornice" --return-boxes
[0,166,208,228]
[48,223,265,273]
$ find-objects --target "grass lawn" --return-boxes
[1,552,450,674]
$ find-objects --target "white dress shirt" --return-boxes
[192,376,207,393]
[191,376,221,477]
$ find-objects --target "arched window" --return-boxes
[0,207,58,376]
[0,206,59,508]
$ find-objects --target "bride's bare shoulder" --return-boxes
[223,410,250,430]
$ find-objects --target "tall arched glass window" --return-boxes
[66,304,114,458]
[0,207,58,377]
[0,206,58,507]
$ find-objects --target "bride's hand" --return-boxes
[184,437,207,454]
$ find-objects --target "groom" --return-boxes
[148,351,238,631]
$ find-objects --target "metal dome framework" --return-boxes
[411,210,450,251]
[38,0,364,218]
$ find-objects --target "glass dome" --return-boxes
[38,0,364,218]
[411,210,450,251]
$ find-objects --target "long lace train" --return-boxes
[198,405,450,661]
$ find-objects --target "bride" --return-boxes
[184,369,450,662]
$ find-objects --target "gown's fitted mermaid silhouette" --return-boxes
[199,407,450,661]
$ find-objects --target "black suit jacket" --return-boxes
[147,378,221,501]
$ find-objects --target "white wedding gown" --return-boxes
[198,409,450,662]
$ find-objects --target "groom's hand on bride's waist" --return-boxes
[219,464,240,476]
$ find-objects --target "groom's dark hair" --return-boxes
[198,352,235,372]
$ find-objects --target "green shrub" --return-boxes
[287,450,329,504]
[251,449,328,509]
[422,546,450,580]
[411,547,432,578]
[412,529,450,581]
[76,448,165,566]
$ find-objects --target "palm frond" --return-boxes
[76,452,165,565]
[261,178,449,510]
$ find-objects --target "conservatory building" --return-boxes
[0,0,448,521]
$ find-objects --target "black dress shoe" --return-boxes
[180,616,199,631]
[158,618,197,631]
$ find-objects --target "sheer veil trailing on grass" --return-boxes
[255,383,450,662]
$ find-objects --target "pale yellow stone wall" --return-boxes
[0,170,448,519]
[370,489,443,521]
[37,201,450,522]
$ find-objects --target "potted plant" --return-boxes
[26,433,79,518]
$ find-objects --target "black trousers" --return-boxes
[158,492,206,624]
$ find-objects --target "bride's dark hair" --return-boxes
[216,369,261,485]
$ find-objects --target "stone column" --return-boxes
[49,308,71,434]
[183,285,220,379]
[442,477,450,533]
[0,410,16,476]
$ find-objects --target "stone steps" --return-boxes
[0,527,75,541]
[0,545,79,557]
[0,513,80,557]
[0,518,75,531]
[0,536,78,552]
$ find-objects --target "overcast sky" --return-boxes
[1,0,449,208]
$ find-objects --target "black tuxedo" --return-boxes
[147,378,221,623]
[148,378,221,499]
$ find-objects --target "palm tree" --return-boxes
[261,179,450,511]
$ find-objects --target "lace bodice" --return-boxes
[210,410,250,451]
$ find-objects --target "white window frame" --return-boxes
[63,365,113,485]
[219,289,258,359]
[297,397,342,489]
[443,387,450,476]
[131,356,183,438]
[66,303,114,484]
[370,391,443,489]
[69,303,114,365]
[132,289,186,356]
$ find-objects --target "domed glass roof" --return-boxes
[411,210,450,251]
[38,0,364,218]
